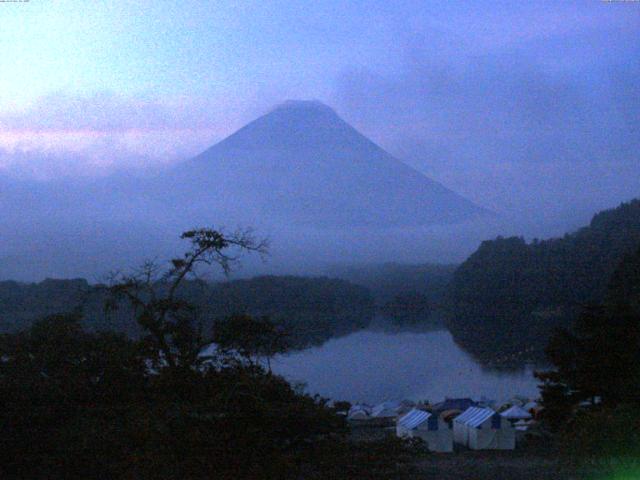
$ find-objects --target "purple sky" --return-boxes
[1,0,638,222]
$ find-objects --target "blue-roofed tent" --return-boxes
[347,404,371,421]
[500,405,532,421]
[371,400,402,418]
[396,409,453,452]
[453,407,515,450]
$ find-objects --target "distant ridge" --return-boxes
[170,100,488,227]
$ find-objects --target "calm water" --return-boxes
[272,327,540,404]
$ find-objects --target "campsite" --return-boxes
[346,396,537,453]
[344,398,616,479]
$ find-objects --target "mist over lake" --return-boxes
[273,321,540,405]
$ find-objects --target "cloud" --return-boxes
[1,92,214,132]
[0,88,307,179]
[331,12,640,224]
[0,145,157,181]
[337,48,638,159]
[333,1,640,158]
[0,92,251,178]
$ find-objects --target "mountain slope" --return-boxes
[167,100,487,227]
[448,198,640,366]
[0,101,490,281]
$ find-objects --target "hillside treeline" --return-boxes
[448,199,640,365]
[203,276,374,347]
[328,262,455,305]
[0,276,375,350]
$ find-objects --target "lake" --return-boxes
[272,326,541,405]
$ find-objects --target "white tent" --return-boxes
[453,407,515,450]
[371,400,402,418]
[500,405,532,421]
[347,404,371,421]
[514,419,530,431]
[396,409,453,453]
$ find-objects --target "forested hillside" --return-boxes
[448,199,640,365]
[327,262,456,305]
[0,279,97,332]
[203,276,374,347]
[607,245,640,313]
[0,276,374,349]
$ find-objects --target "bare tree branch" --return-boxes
[105,227,268,370]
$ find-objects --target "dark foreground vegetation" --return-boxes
[1,306,626,480]
[0,314,340,479]
[408,450,621,480]
[448,199,640,366]
[536,244,640,457]
[0,229,410,480]
[2,222,640,478]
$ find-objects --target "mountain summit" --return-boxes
[171,100,487,227]
[208,100,357,153]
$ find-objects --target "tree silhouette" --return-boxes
[106,228,267,370]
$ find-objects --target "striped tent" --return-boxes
[347,404,371,420]
[396,409,453,452]
[371,400,402,418]
[453,407,515,450]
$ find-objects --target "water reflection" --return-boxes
[272,326,540,404]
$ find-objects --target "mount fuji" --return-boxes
[162,100,487,227]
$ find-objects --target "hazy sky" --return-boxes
[1,0,639,221]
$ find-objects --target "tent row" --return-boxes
[348,398,539,452]
[347,400,413,421]
[395,406,519,452]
